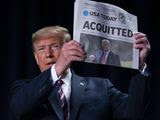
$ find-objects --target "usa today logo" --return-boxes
[83,10,89,16]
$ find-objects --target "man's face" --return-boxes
[33,37,62,72]
[102,42,109,51]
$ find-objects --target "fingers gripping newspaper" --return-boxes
[74,0,139,69]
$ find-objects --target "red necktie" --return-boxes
[55,80,69,120]
[101,51,106,64]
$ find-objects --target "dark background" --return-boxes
[1,0,159,119]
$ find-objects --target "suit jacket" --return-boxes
[95,50,121,66]
[10,69,149,120]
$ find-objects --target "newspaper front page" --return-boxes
[74,0,139,69]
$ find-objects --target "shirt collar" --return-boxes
[60,68,72,86]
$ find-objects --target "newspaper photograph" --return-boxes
[74,0,139,69]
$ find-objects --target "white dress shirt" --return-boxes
[104,50,110,63]
[51,64,71,102]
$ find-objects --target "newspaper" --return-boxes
[74,0,139,69]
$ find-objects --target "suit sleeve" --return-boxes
[10,68,54,119]
[108,72,150,119]
[116,54,121,66]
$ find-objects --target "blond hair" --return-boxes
[32,26,71,50]
[102,39,110,45]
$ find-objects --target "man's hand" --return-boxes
[55,40,85,76]
[133,32,151,70]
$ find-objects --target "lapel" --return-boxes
[106,51,111,64]
[98,50,103,63]
[48,86,64,120]
[70,71,86,120]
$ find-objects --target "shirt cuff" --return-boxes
[51,64,61,84]
[139,63,148,76]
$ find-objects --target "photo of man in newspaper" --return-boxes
[80,33,133,68]
[94,39,121,66]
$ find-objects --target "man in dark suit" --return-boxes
[95,39,121,66]
[10,26,151,120]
